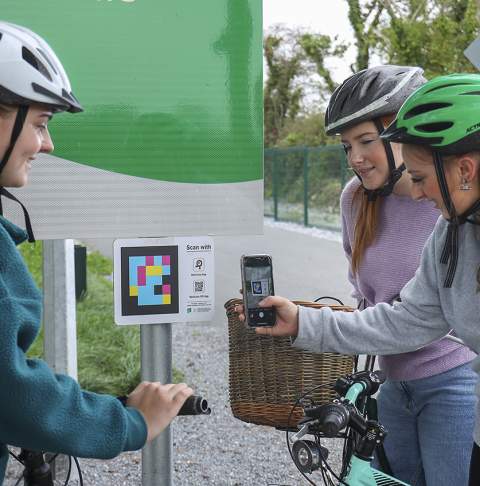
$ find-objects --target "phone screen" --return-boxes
[242,255,275,327]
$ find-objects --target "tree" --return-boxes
[379,0,479,77]
[298,33,348,94]
[264,26,348,146]
[263,1,480,148]
[263,27,305,146]
[346,0,385,70]
[275,113,337,147]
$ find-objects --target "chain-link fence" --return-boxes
[264,145,350,231]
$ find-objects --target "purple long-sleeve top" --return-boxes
[341,178,475,380]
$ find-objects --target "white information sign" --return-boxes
[465,36,480,70]
[113,237,214,325]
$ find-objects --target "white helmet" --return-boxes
[0,21,82,112]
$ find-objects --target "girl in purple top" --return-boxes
[324,65,476,485]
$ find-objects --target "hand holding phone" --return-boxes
[240,254,276,327]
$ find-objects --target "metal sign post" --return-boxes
[42,239,78,478]
[140,324,173,486]
[43,239,77,378]
[113,237,214,484]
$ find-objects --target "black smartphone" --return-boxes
[240,254,276,327]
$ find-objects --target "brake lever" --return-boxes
[290,419,318,442]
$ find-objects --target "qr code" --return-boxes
[194,280,205,292]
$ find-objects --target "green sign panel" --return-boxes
[3,0,262,184]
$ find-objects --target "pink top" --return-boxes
[341,178,475,380]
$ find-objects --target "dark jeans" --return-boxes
[469,443,480,486]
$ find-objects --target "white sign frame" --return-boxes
[113,236,215,325]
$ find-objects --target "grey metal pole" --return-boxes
[42,239,78,477]
[43,239,78,379]
[141,323,173,486]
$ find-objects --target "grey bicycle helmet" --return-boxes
[325,65,425,135]
[325,65,426,201]
[0,22,82,242]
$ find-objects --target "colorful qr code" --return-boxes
[129,255,172,305]
[121,246,179,316]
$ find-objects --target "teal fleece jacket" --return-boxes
[0,216,146,484]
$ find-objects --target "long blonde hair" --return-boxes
[350,115,395,274]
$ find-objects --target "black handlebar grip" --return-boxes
[178,395,211,416]
[319,403,349,437]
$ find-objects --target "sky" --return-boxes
[263,0,355,83]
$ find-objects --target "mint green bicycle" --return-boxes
[288,370,410,486]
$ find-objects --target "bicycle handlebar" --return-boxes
[178,395,211,415]
[299,370,385,437]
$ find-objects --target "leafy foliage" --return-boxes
[379,0,479,77]
[263,0,479,148]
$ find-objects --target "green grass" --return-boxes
[20,242,184,396]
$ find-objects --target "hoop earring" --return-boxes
[460,178,472,191]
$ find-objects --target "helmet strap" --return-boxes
[0,105,35,242]
[0,188,35,242]
[433,151,462,288]
[0,105,29,173]
[362,118,406,202]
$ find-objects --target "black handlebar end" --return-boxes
[178,395,211,416]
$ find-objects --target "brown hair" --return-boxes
[350,115,395,274]
[0,103,15,118]
[351,189,381,273]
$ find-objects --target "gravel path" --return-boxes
[5,320,344,486]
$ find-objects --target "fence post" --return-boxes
[303,146,309,226]
[273,151,278,221]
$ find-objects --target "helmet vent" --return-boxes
[36,48,58,76]
[425,82,472,94]
[459,91,480,96]
[22,47,52,82]
[404,102,451,120]
[415,121,453,133]
[362,72,379,96]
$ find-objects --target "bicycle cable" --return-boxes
[8,448,82,486]
[285,381,350,486]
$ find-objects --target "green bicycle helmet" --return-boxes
[382,73,480,154]
[383,73,480,288]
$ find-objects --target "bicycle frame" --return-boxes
[341,380,410,486]
[344,455,409,486]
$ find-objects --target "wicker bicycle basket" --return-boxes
[225,298,355,429]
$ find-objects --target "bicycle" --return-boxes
[8,395,211,486]
[287,370,410,486]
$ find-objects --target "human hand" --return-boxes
[126,381,193,442]
[236,295,299,337]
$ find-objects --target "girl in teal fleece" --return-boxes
[239,74,480,486]
[0,21,193,484]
